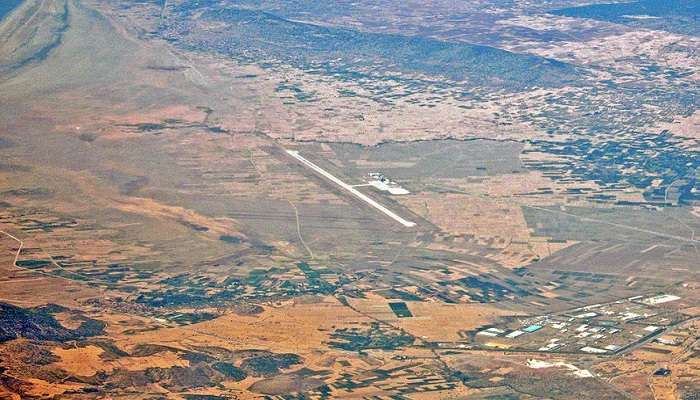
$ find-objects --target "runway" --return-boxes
[285,150,416,228]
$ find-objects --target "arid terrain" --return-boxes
[0,0,698,399]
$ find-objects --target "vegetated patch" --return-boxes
[180,220,209,232]
[250,240,275,254]
[0,137,15,148]
[143,365,216,389]
[551,0,700,37]
[0,0,70,73]
[1,187,52,198]
[230,303,264,316]
[377,288,422,301]
[145,65,188,72]
[163,311,217,325]
[297,262,319,278]
[120,176,149,195]
[219,235,242,244]
[388,302,413,318]
[135,282,246,307]
[132,123,166,132]
[130,343,192,358]
[137,290,226,308]
[524,133,700,206]
[212,362,247,381]
[88,339,130,361]
[164,6,581,91]
[15,259,53,269]
[0,163,30,172]
[206,125,228,134]
[0,303,104,343]
[328,322,414,352]
[238,351,302,377]
[116,122,167,134]
[447,275,530,303]
[78,132,97,142]
[0,340,61,366]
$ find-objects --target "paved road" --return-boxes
[0,229,23,267]
[286,150,416,228]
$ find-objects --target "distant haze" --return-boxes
[0,0,23,21]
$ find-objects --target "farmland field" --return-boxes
[0,0,698,398]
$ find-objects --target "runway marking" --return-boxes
[286,150,416,228]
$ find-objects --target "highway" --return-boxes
[286,150,416,228]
